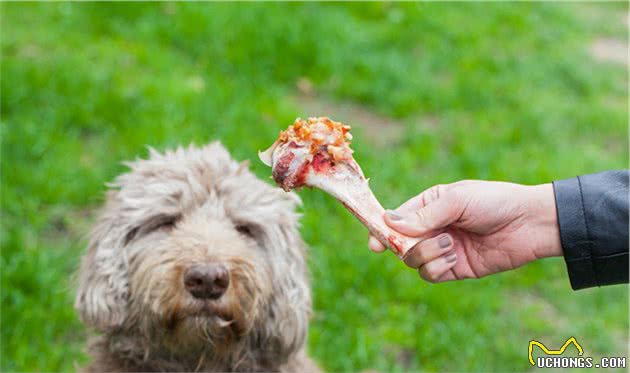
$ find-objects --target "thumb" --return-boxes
[384,193,462,236]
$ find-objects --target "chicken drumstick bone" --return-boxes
[259,117,418,258]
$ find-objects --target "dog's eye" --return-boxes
[124,227,140,245]
[124,216,179,245]
[235,224,255,238]
[147,215,180,235]
[154,218,178,232]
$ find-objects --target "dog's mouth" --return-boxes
[168,299,249,337]
[189,300,233,320]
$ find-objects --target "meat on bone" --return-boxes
[259,117,419,257]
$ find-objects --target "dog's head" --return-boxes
[75,142,310,360]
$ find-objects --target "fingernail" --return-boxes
[445,252,457,263]
[386,210,403,221]
[438,235,451,249]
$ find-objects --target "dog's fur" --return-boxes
[75,142,318,372]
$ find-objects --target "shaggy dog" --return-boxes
[75,142,318,372]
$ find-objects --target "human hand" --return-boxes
[369,181,563,282]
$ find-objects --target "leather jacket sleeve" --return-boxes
[553,170,629,290]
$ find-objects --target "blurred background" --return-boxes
[1,2,628,372]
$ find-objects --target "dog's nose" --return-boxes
[183,264,230,299]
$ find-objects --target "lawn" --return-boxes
[1,2,628,372]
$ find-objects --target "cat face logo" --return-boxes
[528,337,584,366]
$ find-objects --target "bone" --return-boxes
[259,117,418,257]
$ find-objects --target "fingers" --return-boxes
[387,184,444,218]
[402,233,457,283]
[368,234,387,253]
[391,193,429,215]
[384,188,463,236]
[418,252,457,283]
[369,183,462,253]
[402,234,453,268]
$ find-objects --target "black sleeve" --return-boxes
[553,170,629,290]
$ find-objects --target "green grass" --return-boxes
[2,2,628,372]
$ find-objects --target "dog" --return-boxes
[74,142,318,372]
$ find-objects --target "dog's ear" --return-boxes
[75,195,130,332]
[255,215,312,359]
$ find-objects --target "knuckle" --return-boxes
[414,249,427,266]
[434,184,447,198]
[418,268,429,281]
[419,266,439,283]
[425,184,445,203]
[416,241,431,265]
[405,246,425,268]
[426,272,440,283]
[415,208,428,225]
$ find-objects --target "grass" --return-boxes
[1,2,628,372]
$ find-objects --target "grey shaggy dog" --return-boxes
[75,142,319,372]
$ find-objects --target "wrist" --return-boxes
[526,183,563,258]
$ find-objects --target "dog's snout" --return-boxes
[183,264,230,299]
